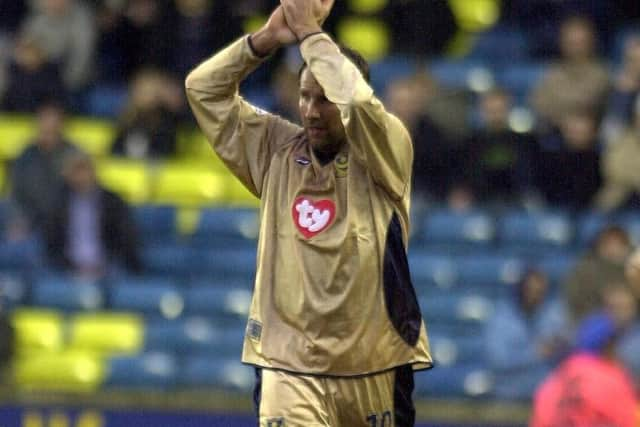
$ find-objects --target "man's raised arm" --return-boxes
[184,7,300,197]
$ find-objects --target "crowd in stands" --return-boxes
[1,0,640,407]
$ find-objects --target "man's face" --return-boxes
[299,68,345,154]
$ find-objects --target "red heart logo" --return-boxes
[292,196,336,239]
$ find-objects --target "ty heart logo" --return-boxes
[292,196,336,239]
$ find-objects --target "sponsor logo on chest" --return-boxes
[292,196,336,239]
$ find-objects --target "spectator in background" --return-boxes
[465,88,539,204]
[530,312,637,427]
[270,64,300,123]
[384,0,456,57]
[531,16,609,131]
[171,0,241,78]
[601,35,640,146]
[564,225,632,324]
[44,152,141,278]
[626,248,640,307]
[20,0,96,91]
[536,110,602,209]
[603,283,640,385]
[595,96,640,212]
[111,68,181,159]
[484,269,570,400]
[0,306,14,384]
[385,75,462,203]
[10,101,79,232]
[1,33,66,112]
[98,0,175,80]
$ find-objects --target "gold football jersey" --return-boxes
[186,33,432,376]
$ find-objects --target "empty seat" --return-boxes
[408,252,457,291]
[31,275,103,311]
[132,204,177,245]
[497,62,547,102]
[105,352,178,388]
[498,210,574,253]
[0,114,35,160]
[11,308,65,354]
[110,278,184,319]
[152,163,228,207]
[414,363,493,398]
[428,60,492,91]
[369,56,418,94]
[536,253,577,289]
[68,312,143,355]
[194,247,257,279]
[420,294,494,326]
[14,350,105,392]
[455,254,525,290]
[575,210,614,248]
[185,286,253,321]
[0,272,27,308]
[429,334,486,366]
[144,317,244,357]
[96,158,151,205]
[617,210,640,246]
[422,209,495,249]
[64,117,116,157]
[189,208,259,247]
[140,244,194,277]
[467,26,530,64]
[181,356,254,391]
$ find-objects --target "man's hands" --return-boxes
[249,0,334,57]
[250,6,296,56]
[281,0,334,41]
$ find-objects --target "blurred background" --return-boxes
[1,0,640,426]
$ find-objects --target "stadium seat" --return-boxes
[193,247,257,279]
[31,275,103,311]
[64,117,116,157]
[617,210,640,246]
[536,253,577,291]
[428,59,492,91]
[144,317,245,357]
[497,210,574,254]
[369,56,418,95]
[14,350,105,392]
[140,244,194,277]
[414,363,493,398]
[110,278,184,319]
[467,26,530,64]
[454,254,525,291]
[575,210,613,249]
[68,312,143,355]
[0,236,43,271]
[85,84,127,118]
[429,334,486,366]
[184,286,253,321]
[11,308,65,354]
[181,356,254,391]
[224,176,260,207]
[0,162,6,195]
[175,128,224,168]
[497,62,548,103]
[408,252,457,291]
[96,158,151,205]
[421,209,495,250]
[0,114,35,160]
[132,204,177,245]
[420,294,494,326]
[105,352,178,388]
[152,163,228,207]
[0,272,27,308]
[188,207,259,248]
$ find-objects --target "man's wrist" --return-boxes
[249,28,280,57]
[294,24,323,42]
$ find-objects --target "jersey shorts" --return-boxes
[255,365,415,427]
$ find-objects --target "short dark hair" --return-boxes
[298,43,370,84]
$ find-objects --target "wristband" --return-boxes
[298,31,324,43]
[247,34,270,58]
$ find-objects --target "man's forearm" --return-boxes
[249,27,281,57]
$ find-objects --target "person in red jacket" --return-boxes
[530,312,638,427]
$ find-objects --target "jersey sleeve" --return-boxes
[299,33,413,200]
[185,36,301,197]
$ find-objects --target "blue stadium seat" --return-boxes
[617,210,640,246]
[0,272,27,308]
[454,254,525,291]
[408,252,457,291]
[189,208,259,248]
[110,278,184,319]
[193,247,257,279]
[181,357,254,391]
[421,209,495,250]
[133,205,177,246]
[0,237,43,271]
[140,244,195,277]
[86,84,127,118]
[428,59,492,91]
[105,352,178,388]
[496,62,547,102]
[497,210,574,254]
[369,56,418,94]
[32,275,103,311]
[467,26,530,64]
[535,253,577,290]
[575,211,614,248]
[144,317,245,357]
[419,294,494,328]
[429,334,486,366]
[415,364,493,398]
[184,286,252,321]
